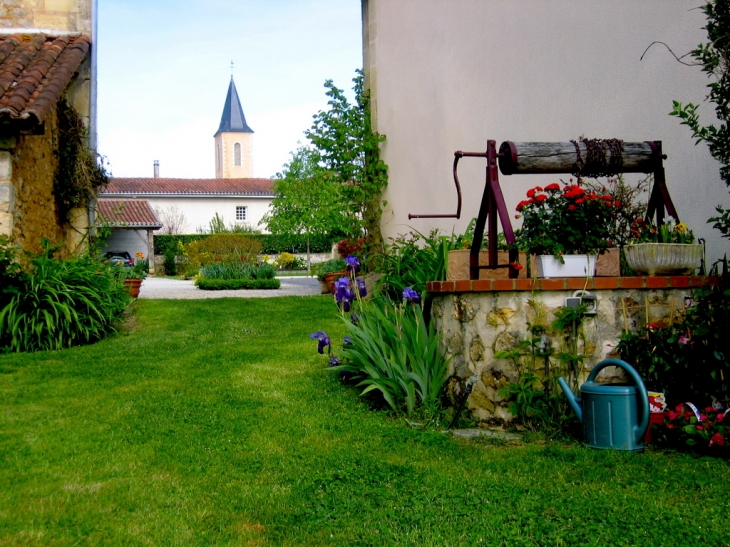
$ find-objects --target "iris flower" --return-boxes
[402,287,421,304]
[345,255,360,273]
[309,330,331,354]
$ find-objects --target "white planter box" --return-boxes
[536,254,596,278]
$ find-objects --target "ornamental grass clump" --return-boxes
[516,182,618,259]
[195,261,280,290]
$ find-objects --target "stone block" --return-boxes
[45,0,77,12]
[0,151,12,180]
[0,181,15,210]
[33,13,69,29]
[0,211,13,236]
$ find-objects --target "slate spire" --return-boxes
[214,76,253,136]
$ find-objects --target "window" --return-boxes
[236,206,247,221]
[216,144,221,171]
[234,142,241,166]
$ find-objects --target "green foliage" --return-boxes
[54,99,110,222]
[709,204,730,238]
[154,233,338,255]
[378,230,451,300]
[337,297,450,416]
[312,258,346,280]
[199,261,276,281]
[0,242,129,352]
[183,235,262,275]
[261,145,348,241]
[305,70,389,255]
[195,278,280,290]
[617,284,730,406]
[163,247,177,276]
[202,212,261,235]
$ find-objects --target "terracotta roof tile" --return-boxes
[0,33,90,127]
[102,178,275,196]
[96,199,163,229]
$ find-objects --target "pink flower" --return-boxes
[678,336,690,345]
[710,433,725,447]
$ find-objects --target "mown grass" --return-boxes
[0,296,728,546]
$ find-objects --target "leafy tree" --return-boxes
[305,70,388,258]
[261,145,346,271]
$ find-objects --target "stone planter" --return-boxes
[124,278,143,298]
[535,254,596,278]
[624,243,703,276]
[447,250,527,280]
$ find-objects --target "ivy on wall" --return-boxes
[53,98,109,222]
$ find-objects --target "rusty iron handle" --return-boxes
[407,151,465,219]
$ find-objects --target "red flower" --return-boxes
[601,195,612,201]
[545,183,561,191]
[516,200,530,211]
[696,425,705,430]
[534,194,548,202]
[710,433,725,447]
[509,262,524,271]
[527,188,537,198]
[568,204,576,211]
[614,200,621,208]
[575,198,585,205]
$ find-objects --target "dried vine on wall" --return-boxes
[53,98,109,222]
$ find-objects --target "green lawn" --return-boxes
[0,296,728,546]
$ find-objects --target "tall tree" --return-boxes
[261,145,346,271]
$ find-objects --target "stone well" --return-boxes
[427,275,719,426]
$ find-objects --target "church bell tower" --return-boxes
[214,76,254,178]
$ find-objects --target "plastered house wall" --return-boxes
[150,197,272,234]
[0,0,91,34]
[363,0,730,264]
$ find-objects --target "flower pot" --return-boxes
[447,250,527,280]
[624,243,702,276]
[535,254,596,278]
[643,411,669,444]
[323,271,348,294]
[124,278,143,298]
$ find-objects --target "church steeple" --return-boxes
[214,76,254,178]
[214,77,254,136]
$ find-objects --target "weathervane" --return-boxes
[230,60,234,77]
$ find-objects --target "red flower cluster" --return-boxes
[659,402,729,450]
[514,182,617,256]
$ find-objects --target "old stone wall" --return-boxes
[0,0,92,33]
[432,286,696,426]
[10,107,66,255]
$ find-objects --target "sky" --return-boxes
[96,0,363,180]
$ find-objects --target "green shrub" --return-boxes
[199,261,276,280]
[195,278,280,290]
[0,244,129,352]
[163,248,177,276]
[185,235,262,271]
[313,258,346,280]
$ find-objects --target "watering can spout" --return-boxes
[558,377,583,423]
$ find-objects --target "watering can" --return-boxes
[558,359,649,452]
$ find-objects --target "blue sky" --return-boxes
[96,0,362,179]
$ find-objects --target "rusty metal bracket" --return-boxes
[645,141,679,235]
[408,153,463,219]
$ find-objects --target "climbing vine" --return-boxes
[53,98,109,222]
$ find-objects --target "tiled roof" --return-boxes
[96,199,163,229]
[0,33,90,128]
[102,178,275,197]
[215,76,253,135]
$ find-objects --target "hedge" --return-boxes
[154,233,341,255]
[195,278,281,290]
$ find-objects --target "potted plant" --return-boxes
[623,218,702,276]
[114,258,148,298]
[515,182,617,277]
[313,258,347,294]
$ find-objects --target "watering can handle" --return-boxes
[586,358,650,443]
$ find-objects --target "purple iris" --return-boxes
[343,336,353,346]
[356,277,367,297]
[329,355,341,367]
[335,276,354,312]
[309,330,331,354]
[402,287,421,304]
[350,313,359,325]
[345,255,360,273]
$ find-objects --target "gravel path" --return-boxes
[139,276,325,299]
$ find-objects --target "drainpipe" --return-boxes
[88,0,99,238]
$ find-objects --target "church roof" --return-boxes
[102,178,274,197]
[96,199,163,229]
[214,77,253,136]
[0,33,90,130]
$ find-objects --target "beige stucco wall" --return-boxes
[147,196,272,234]
[0,0,91,33]
[363,0,730,265]
[215,133,254,179]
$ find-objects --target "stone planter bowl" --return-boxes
[624,243,703,276]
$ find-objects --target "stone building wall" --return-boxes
[0,0,92,34]
[431,282,705,426]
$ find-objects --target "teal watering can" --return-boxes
[558,359,649,452]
